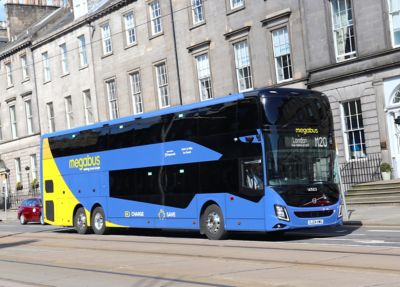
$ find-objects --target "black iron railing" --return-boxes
[340,153,382,193]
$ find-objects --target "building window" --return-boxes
[21,55,29,80]
[9,105,18,139]
[129,71,143,114]
[24,99,33,135]
[47,102,55,132]
[78,35,88,67]
[30,154,37,180]
[342,99,366,160]
[65,96,74,128]
[124,12,136,46]
[101,23,113,55]
[233,40,253,92]
[60,43,69,75]
[230,0,244,9]
[83,90,94,124]
[42,52,51,82]
[195,53,213,101]
[389,0,400,47]
[272,27,293,83]
[15,158,22,183]
[106,79,119,119]
[155,62,169,108]
[149,1,162,36]
[392,88,400,104]
[191,0,205,25]
[331,0,356,61]
[5,62,13,87]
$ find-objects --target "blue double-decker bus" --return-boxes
[41,88,342,239]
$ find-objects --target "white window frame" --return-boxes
[30,154,37,180]
[78,35,88,67]
[60,43,69,75]
[5,62,13,87]
[64,96,74,129]
[388,0,400,48]
[101,23,113,55]
[149,1,163,36]
[124,12,137,46]
[233,40,253,92]
[106,79,119,119]
[9,105,18,139]
[129,71,143,114]
[341,99,367,161]
[191,0,205,25]
[15,158,22,183]
[330,0,356,62]
[83,90,94,124]
[195,53,213,101]
[155,62,170,108]
[24,99,33,135]
[47,102,55,132]
[272,27,293,83]
[42,52,51,82]
[230,0,244,10]
[21,55,29,80]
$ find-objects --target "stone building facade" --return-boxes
[1,0,400,198]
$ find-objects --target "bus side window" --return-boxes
[240,159,264,190]
[45,180,54,193]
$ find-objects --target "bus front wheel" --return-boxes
[74,207,89,234]
[91,207,108,235]
[201,204,227,240]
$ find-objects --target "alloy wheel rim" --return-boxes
[94,212,103,231]
[206,211,220,234]
[77,213,86,229]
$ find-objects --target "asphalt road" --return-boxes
[0,223,400,286]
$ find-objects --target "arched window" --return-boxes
[392,88,400,104]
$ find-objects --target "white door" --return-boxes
[388,110,400,178]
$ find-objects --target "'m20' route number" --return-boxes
[314,137,328,148]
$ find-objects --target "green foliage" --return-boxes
[380,162,392,173]
[31,178,39,188]
[16,181,23,190]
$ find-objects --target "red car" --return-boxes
[17,198,44,225]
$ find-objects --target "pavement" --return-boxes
[1,204,399,227]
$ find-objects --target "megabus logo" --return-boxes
[69,155,101,172]
[295,128,319,135]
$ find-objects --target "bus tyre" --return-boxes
[201,204,227,240]
[74,207,89,234]
[91,207,108,235]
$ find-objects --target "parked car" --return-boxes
[17,198,43,225]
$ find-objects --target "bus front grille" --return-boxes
[294,210,334,218]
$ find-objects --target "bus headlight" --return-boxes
[274,205,290,221]
[338,204,343,218]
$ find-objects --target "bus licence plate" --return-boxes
[307,219,324,225]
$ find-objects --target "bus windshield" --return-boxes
[265,133,335,186]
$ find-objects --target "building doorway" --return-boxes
[385,82,400,179]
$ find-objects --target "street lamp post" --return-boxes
[25,166,31,196]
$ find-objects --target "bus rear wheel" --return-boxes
[201,204,227,240]
[74,207,89,234]
[91,207,108,235]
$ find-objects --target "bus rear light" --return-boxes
[274,205,290,221]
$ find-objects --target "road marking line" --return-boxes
[368,230,400,233]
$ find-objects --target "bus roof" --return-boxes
[41,87,319,139]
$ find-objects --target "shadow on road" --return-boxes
[52,224,362,242]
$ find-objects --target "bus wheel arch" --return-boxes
[199,201,227,240]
